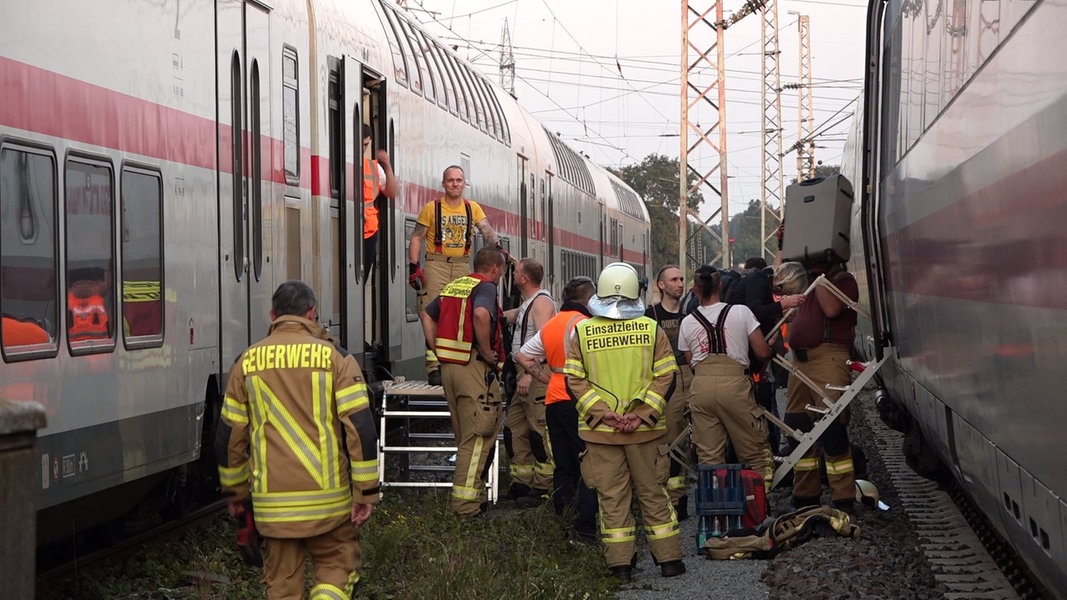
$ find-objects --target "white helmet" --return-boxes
[855,479,880,508]
[596,262,641,300]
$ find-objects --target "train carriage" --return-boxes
[849,0,1067,594]
[0,0,651,544]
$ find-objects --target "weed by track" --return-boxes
[38,490,620,600]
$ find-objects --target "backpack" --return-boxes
[718,269,741,302]
[702,505,860,560]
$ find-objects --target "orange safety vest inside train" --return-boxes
[363,157,380,239]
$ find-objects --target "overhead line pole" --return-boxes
[760,0,784,260]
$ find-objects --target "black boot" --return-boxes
[792,495,820,509]
[674,495,689,521]
[609,566,633,583]
[660,560,686,577]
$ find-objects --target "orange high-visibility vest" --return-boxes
[68,292,109,341]
[362,157,380,239]
[540,310,587,404]
[434,273,503,364]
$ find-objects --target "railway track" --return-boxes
[37,499,228,583]
[864,402,1048,599]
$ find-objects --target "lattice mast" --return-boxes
[760,0,783,259]
[500,18,516,98]
[796,14,815,181]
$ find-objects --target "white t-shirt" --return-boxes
[518,331,545,361]
[678,302,761,367]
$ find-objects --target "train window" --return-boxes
[472,76,499,139]
[395,17,430,101]
[404,219,419,322]
[391,13,423,96]
[413,28,444,109]
[425,39,456,113]
[120,167,163,346]
[251,59,264,281]
[231,51,245,282]
[458,65,488,133]
[379,4,409,88]
[65,157,116,354]
[0,146,59,359]
[487,80,510,143]
[441,51,470,124]
[424,41,458,114]
[282,47,300,186]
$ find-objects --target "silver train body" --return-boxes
[846,0,1067,594]
[0,0,650,541]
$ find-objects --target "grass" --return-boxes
[38,490,621,600]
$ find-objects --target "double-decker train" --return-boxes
[0,0,651,543]
[846,0,1067,594]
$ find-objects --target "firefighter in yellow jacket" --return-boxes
[420,247,507,517]
[216,280,379,600]
[564,262,686,583]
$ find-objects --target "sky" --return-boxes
[403,0,869,219]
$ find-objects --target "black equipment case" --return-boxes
[781,175,854,265]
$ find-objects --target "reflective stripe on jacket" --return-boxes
[434,273,503,364]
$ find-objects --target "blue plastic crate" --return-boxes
[694,464,745,517]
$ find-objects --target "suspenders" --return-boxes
[433,199,474,255]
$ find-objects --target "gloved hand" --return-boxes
[408,262,425,290]
[496,244,514,265]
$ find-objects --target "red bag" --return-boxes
[739,469,768,528]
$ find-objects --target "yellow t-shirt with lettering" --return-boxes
[416,198,487,257]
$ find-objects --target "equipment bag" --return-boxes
[703,505,860,560]
[739,469,768,529]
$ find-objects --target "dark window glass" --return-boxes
[65,158,115,352]
[251,59,264,280]
[282,47,300,185]
[120,168,163,343]
[231,51,245,281]
[0,146,58,357]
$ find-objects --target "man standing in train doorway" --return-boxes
[565,262,685,583]
[502,258,556,507]
[361,125,397,281]
[408,165,505,386]
[216,280,379,599]
[420,248,508,517]
[644,264,693,520]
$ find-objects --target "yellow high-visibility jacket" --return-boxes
[217,315,379,538]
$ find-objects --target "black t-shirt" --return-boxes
[645,303,686,364]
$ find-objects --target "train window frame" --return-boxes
[394,16,431,101]
[230,50,245,282]
[389,11,423,97]
[473,75,502,141]
[404,218,419,322]
[282,46,300,186]
[441,51,471,124]
[119,164,164,349]
[0,142,60,362]
[456,63,488,134]
[63,153,117,356]
[412,27,445,110]
[377,3,409,88]
[423,37,455,114]
[251,58,264,281]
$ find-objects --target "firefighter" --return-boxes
[216,280,379,600]
[643,264,693,519]
[408,165,504,386]
[419,247,507,517]
[678,265,775,486]
[515,276,598,543]
[564,262,685,582]
[501,258,556,506]
[777,260,860,513]
[360,124,397,281]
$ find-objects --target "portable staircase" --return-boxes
[376,379,502,503]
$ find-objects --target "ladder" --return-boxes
[761,273,887,488]
[376,379,501,503]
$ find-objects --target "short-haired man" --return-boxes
[517,276,598,543]
[501,258,556,506]
[644,265,692,519]
[409,166,503,385]
[217,280,379,598]
[420,248,507,516]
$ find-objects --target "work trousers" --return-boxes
[419,254,471,374]
[545,399,598,540]
[505,366,554,491]
[442,358,502,516]
[263,520,359,600]
[785,343,854,504]
[689,357,773,485]
[581,438,682,568]
[665,365,692,504]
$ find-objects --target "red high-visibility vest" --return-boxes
[434,273,503,365]
[68,292,110,341]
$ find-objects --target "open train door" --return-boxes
[217,0,273,365]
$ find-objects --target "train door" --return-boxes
[361,67,389,364]
[545,172,555,288]
[217,0,272,364]
[517,155,529,257]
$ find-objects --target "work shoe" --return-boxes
[609,566,633,583]
[509,483,532,501]
[515,489,548,508]
[660,560,686,578]
[832,499,855,515]
[427,370,442,386]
